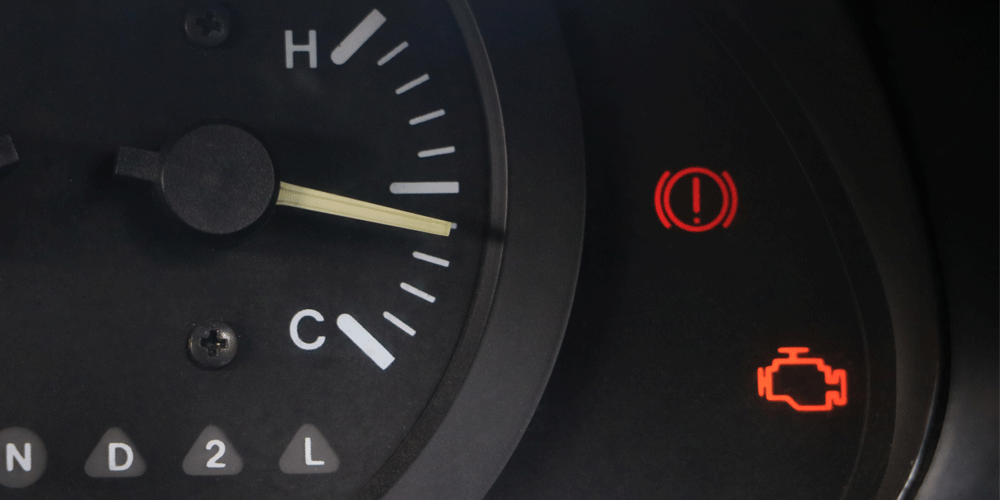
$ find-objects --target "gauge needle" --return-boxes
[276,182,452,237]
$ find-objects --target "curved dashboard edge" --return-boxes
[382,0,586,498]
[701,1,944,498]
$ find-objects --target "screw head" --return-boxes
[188,320,238,369]
[184,2,232,48]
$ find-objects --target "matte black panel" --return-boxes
[487,1,941,499]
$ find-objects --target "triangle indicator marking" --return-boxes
[182,425,244,476]
[84,428,146,478]
[279,424,339,474]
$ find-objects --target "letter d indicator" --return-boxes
[85,428,146,478]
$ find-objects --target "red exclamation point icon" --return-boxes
[692,176,701,224]
[654,166,738,232]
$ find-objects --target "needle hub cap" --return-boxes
[161,124,275,234]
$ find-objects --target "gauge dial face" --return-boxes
[0,1,505,497]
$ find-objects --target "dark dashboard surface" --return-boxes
[0,0,994,498]
[487,1,997,499]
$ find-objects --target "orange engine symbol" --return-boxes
[756,347,847,412]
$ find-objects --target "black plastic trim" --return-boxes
[692,2,944,498]
[379,0,586,498]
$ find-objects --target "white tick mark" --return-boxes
[378,41,409,66]
[396,74,429,95]
[409,109,446,125]
[400,282,436,303]
[413,251,450,267]
[383,312,416,336]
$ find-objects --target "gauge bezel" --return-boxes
[690,1,945,498]
[367,0,586,499]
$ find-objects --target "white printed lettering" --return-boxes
[285,30,318,69]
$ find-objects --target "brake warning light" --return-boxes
[756,347,847,412]
[654,167,738,232]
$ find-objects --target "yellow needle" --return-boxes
[276,182,452,237]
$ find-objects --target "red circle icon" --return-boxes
[654,167,738,232]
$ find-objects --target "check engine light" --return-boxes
[757,347,847,412]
